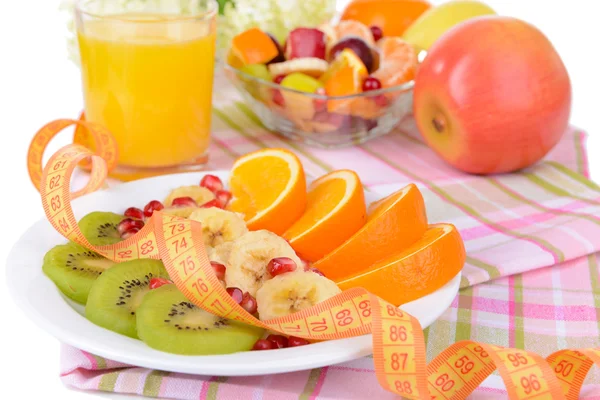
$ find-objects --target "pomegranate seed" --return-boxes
[272,89,285,107]
[171,196,198,208]
[143,200,164,217]
[121,227,140,239]
[309,268,325,277]
[300,259,310,271]
[370,25,383,42]
[241,292,258,314]
[200,175,223,193]
[215,190,232,208]
[149,277,172,290]
[117,218,144,235]
[210,261,226,281]
[252,339,276,351]
[267,334,288,349]
[201,199,222,209]
[227,287,244,304]
[288,336,310,347]
[313,88,327,113]
[124,207,144,220]
[267,257,298,277]
[273,74,287,84]
[362,76,382,92]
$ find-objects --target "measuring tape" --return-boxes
[28,118,600,399]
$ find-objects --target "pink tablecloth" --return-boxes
[60,87,600,398]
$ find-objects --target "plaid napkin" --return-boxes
[59,84,600,398]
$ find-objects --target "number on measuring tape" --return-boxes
[390,352,408,371]
[172,237,188,253]
[473,345,489,358]
[140,240,154,255]
[358,300,371,318]
[335,309,354,326]
[454,355,475,374]
[394,380,413,394]
[386,305,404,318]
[434,373,455,392]
[170,223,186,235]
[507,352,529,367]
[192,278,209,294]
[118,250,133,259]
[520,374,541,394]
[310,317,328,332]
[180,255,196,275]
[389,325,408,342]
[554,360,573,377]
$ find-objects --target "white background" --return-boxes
[1,1,598,399]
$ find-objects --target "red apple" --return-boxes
[413,16,571,175]
[286,28,327,60]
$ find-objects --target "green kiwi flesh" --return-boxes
[137,285,264,355]
[85,259,168,338]
[78,211,123,246]
[43,242,116,304]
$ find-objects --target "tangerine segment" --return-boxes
[228,149,307,235]
[372,37,417,88]
[336,223,466,306]
[313,184,428,281]
[325,65,367,114]
[335,20,375,46]
[283,170,367,262]
[231,28,279,65]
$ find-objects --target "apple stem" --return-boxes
[432,116,446,133]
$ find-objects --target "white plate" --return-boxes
[6,171,461,376]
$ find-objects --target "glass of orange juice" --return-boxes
[75,0,217,180]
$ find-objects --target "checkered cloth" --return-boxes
[59,82,600,399]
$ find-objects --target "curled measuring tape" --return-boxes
[28,119,600,399]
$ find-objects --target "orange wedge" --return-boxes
[228,148,307,235]
[230,28,279,66]
[324,50,368,114]
[336,224,466,306]
[283,170,367,262]
[313,184,428,281]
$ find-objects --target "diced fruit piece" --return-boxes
[210,261,226,281]
[201,199,222,209]
[42,242,116,304]
[321,48,368,85]
[227,287,244,303]
[273,74,287,84]
[288,336,310,347]
[281,72,324,93]
[335,20,375,46]
[370,25,384,41]
[266,33,285,64]
[240,63,272,82]
[149,277,173,290]
[215,190,232,208]
[341,0,431,37]
[267,257,298,277]
[336,224,466,306]
[231,28,280,65]
[143,200,164,217]
[329,38,374,73]
[285,28,327,60]
[241,292,258,314]
[284,170,367,262]
[188,207,248,248]
[362,76,382,92]
[124,207,144,220]
[278,72,325,120]
[372,37,417,87]
[268,58,329,79]
[324,65,367,113]
[78,211,123,246]
[200,174,224,193]
[171,196,198,208]
[267,334,289,349]
[313,185,428,281]
[85,259,168,338]
[137,285,264,355]
[228,148,307,235]
[253,339,276,350]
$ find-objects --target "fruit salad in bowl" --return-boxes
[224,20,417,148]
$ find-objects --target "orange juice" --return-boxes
[77,14,216,170]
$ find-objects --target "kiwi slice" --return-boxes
[137,285,264,355]
[85,259,168,338]
[43,242,116,304]
[78,211,124,246]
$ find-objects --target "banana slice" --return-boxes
[162,206,198,219]
[164,186,215,207]
[189,208,248,249]
[226,230,303,296]
[256,271,341,321]
[208,241,234,266]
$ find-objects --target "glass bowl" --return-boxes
[224,63,414,148]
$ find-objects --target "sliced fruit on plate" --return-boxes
[78,211,124,246]
[85,259,169,338]
[230,27,280,65]
[268,58,329,78]
[256,269,341,321]
[137,285,264,355]
[225,230,303,296]
[43,242,116,304]
[188,207,248,249]
[228,148,307,235]
[283,170,367,262]
[335,20,375,46]
[285,27,327,60]
[336,223,466,306]
[372,37,417,88]
[313,184,427,281]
